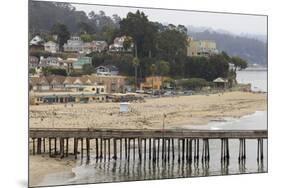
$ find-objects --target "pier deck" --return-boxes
[30,128,267,139]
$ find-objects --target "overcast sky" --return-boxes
[73,3,267,36]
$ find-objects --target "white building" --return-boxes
[96,65,119,76]
[109,36,133,52]
[39,56,62,67]
[63,36,84,52]
[30,35,44,45]
[44,41,59,53]
[91,41,108,52]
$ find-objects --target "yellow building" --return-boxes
[187,37,218,57]
[140,76,162,90]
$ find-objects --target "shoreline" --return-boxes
[29,155,76,187]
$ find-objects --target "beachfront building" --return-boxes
[186,37,219,57]
[28,73,140,105]
[29,75,109,105]
[63,36,84,52]
[90,74,125,93]
[109,36,134,52]
[28,75,124,105]
[44,41,59,53]
[29,76,50,91]
[47,75,66,91]
[29,74,125,93]
[140,76,162,90]
[29,91,108,105]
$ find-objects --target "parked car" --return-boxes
[184,90,194,95]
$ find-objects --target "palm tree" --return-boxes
[150,63,157,94]
[132,57,140,90]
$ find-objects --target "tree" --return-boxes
[221,51,231,62]
[29,68,36,75]
[77,22,94,34]
[157,60,170,76]
[177,78,209,90]
[51,23,70,51]
[82,64,95,75]
[120,10,158,58]
[132,57,140,89]
[112,14,121,24]
[182,54,229,81]
[177,24,188,35]
[123,36,134,51]
[162,77,176,89]
[149,64,157,76]
[100,26,119,44]
[231,56,248,71]
[80,34,94,42]
[149,63,157,92]
[42,67,67,76]
[125,76,135,86]
[88,11,96,20]
[156,29,187,63]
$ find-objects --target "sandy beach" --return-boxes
[30,91,267,129]
[29,155,75,186]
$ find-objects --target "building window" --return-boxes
[101,88,104,92]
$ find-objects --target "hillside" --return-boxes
[29,1,119,35]
[29,1,267,66]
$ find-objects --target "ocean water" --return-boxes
[236,70,267,92]
[39,70,268,186]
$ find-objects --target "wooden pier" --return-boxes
[29,128,267,163]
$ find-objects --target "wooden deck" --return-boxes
[29,128,267,139]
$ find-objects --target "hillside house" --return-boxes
[29,56,39,68]
[29,35,44,51]
[44,41,59,53]
[63,36,84,52]
[73,56,92,69]
[92,41,108,52]
[187,37,219,57]
[39,57,61,67]
[109,36,133,52]
[96,65,119,76]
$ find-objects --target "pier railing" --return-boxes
[29,128,267,139]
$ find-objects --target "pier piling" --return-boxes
[95,138,99,159]
[86,138,90,161]
[120,138,123,160]
[113,138,117,160]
